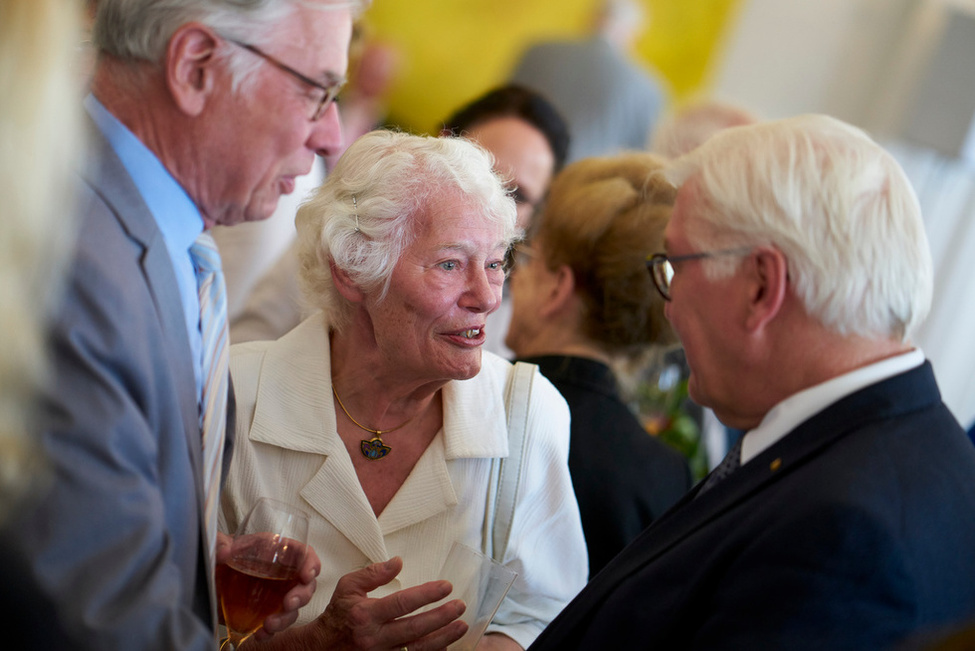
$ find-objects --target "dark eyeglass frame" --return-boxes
[508,186,536,208]
[646,247,753,301]
[503,243,537,274]
[225,38,345,121]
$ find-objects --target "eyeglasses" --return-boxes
[646,247,753,301]
[225,39,345,121]
[504,243,537,273]
[509,186,538,209]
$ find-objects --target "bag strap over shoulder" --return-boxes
[486,360,535,564]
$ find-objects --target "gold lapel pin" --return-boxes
[770,458,782,472]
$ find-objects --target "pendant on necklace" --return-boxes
[360,436,392,460]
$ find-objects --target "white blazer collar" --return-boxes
[249,313,512,460]
[244,313,513,561]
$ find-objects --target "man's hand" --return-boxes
[215,534,322,643]
[312,556,468,650]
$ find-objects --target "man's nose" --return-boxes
[309,101,343,159]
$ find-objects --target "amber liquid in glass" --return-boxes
[217,551,300,639]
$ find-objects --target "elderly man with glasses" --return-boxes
[2,1,379,649]
[528,114,975,650]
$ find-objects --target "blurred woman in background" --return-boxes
[506,153,692,577]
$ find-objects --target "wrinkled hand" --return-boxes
[314,556,468,650]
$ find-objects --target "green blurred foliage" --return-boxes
[635,377,708,481]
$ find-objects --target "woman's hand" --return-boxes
[312,556,468,650]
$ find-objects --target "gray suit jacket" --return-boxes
[7,116,234,650]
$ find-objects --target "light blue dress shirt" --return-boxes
[84,95,206,407]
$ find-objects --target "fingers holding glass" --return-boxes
[216,498,310,650]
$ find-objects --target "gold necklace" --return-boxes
[332,386,415,460]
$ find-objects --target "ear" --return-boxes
[330,259,365,303]
[165,23,221,116]
[744,247,788,333]
[538,264,577,319]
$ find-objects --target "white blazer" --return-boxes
[220,312,587,648]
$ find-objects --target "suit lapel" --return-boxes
[82,116,212,608]
[247,316,490,564]
[246,317,404,564]
[377,436,458,537]
[297,430,459,563]
[539,362,944,646]
[82,117,201,468]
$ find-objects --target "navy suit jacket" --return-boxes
[6,116,234,650]
[529,361,975,650]
[517,355,691,577]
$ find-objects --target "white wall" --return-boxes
[709,0,975,427]
[712,0,919,128]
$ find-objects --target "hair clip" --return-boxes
[352,194,360,233]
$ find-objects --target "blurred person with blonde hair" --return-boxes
[505,153,691,577]
[0,0,86,647]
[4,0,363,648]
[0,0,83,521]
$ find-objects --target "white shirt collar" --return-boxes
[740,349,925,465]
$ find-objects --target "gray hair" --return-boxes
[663,113,932,342]
[650,100,758,159]
[296,129,518,332]
[92,0,365,91]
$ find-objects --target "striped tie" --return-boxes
[697,435,743,497]
[190,231,229,564]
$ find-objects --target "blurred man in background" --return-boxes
[510,0,665,163]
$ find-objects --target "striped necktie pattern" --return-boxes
[189,231,229,564]
[697,434,744,497]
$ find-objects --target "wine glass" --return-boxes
[216,497,310,650]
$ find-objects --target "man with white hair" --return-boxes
[528,114,975,650]
[5,1,359,648]
[509,0,665,163]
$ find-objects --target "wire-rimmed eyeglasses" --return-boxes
[646,247,753,301]
[225,38,345,121]
[503,243,537,274]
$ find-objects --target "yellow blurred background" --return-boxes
[364,0,743,134]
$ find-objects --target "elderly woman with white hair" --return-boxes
[220,130,587,651]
